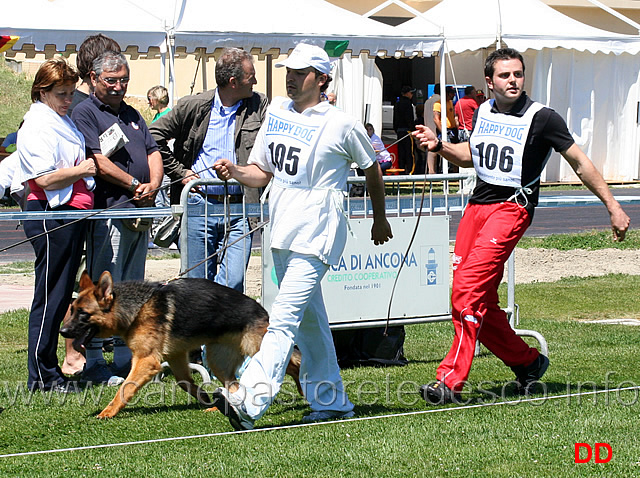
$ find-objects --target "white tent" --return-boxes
[401,0,640,182]
[1,0,442,134]
[171,0,441,56]
[1,0,176,53]
[168,0,443,133]
[402,0,640,55]
[1,0,441,56]
[331,53,385,133]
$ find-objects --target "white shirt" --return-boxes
[13,101,94,207]
[369,133,391,163]
[249,97,375,264]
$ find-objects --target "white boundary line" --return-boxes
[1,385,638,459]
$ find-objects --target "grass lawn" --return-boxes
[0,58,31,139]
[1,272,639,476]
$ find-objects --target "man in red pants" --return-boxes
[413,48,630,404]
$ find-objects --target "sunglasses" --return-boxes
[99,76,130,87]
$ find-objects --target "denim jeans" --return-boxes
[87,218,148,282]
[185,193,251,291]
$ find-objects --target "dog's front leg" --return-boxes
[97,355,162,419]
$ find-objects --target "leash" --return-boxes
[374,131,413,155]
[0,164,218,254]
[218,181,230,264]
[383,171,430,335]
[164,219,269,283]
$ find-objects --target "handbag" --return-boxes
[152,215,181,247]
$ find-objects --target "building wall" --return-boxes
[5,48,290,106]
[327,0,640,34]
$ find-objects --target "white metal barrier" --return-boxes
[21,177,640,370]
[261,174,466,330]
[21,175,640,358]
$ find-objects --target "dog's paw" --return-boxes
[204,406,219,413]
[96,409,117,419]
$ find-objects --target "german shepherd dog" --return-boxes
[60,271,302,419]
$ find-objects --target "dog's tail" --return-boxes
[286,347,303,396]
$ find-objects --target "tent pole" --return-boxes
[266,54,273,101]
[201,48,207,91]
[168,33,176,107]
[160,51,166,88]
[439,42,448,176]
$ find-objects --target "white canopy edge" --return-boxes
[2,30,168,54]
[400,0,640,56]
[173,32,442,57]
[504,35,640,56]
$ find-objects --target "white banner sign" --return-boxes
[262,215,451,326]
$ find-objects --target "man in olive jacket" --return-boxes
[149,48,268,291]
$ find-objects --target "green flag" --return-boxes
[324,40,349,58]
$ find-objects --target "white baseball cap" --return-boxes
[275,43,331,75]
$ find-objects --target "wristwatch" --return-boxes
[128,177,140,192]
[430,139,443,153]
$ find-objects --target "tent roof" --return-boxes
[172,0,441,56]
[1,0,442,57]
[402,0,640,55]
[1,0,176,52]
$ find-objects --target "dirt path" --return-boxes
[3,249,639,298]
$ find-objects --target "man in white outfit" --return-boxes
[212,43,393,430]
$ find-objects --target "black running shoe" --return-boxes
[420,380,461,405]
[511,354,549,395]
[212,387,254,431]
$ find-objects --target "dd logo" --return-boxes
[574,443,612,463]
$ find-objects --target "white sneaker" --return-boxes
[107,375,125,387]
[302,410,355,424]
[212,387,255,431]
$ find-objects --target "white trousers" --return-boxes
[237,249,353,420]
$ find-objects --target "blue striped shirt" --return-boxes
[192,89,242,195]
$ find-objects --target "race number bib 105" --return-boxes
[470,101,543,188]
[265,109,327,188]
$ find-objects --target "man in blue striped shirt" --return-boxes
[150,48,268,291]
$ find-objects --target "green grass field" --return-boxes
[1,267,639,475]
[0,57,154,137]
[2,58,638,476]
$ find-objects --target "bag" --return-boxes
[152,215,181,247]
[332,326,408,368]
[349,183,365,198]
[121,216,153,232]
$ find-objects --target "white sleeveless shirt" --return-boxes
[470,99,545,189]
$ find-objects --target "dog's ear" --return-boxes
[79,270,93,291]
[96,271,114,307]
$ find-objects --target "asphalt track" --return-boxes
[1,187,639,264]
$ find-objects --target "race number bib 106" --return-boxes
[470,101,543,188]
[265,109,327,188]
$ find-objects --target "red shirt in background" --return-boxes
[455,96,478,131]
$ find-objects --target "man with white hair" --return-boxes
[212,43,393,430]
[72,51,163,384]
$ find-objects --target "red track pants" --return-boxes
[437,202,540,392]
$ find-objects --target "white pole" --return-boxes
[160,50,166,88]
[168,33,176,106]
[439,42,448,175]
[201,49,207,91]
